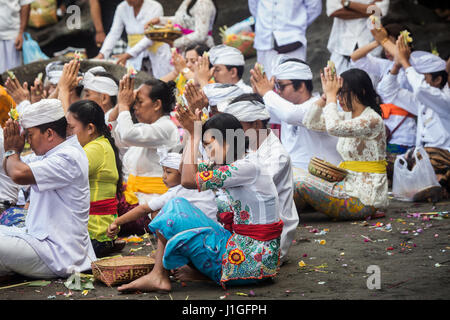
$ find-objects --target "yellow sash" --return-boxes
[123,174,168,204]
[127,34,164,54]
[338,160,387,174]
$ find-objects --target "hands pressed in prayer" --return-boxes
[395,35,412,69]
[320,66,343,105]
[184,82,209,114]
[30,76,47,104]
[3,119,25,154]
[59,60,82,92]
[194,55,213,88]
[249,63,275,96]
[4,76,30,105]
[172,50,188,74]
[370,25,389,44]
[175,102,201,136]
[117,74,136,112]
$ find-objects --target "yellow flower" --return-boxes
[298,260,306,267]
[319,240,326,245]
[9,108,19,121]
[400,30,413,44]
[228,248,245,265]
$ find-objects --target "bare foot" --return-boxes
[173,265,212,282]
[117,270,172,293]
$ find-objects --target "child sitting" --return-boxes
[107,147,217,238]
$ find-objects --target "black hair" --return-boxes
[187,0,217,18]
[36,117,68,139]
[185,43,211,55]
[430,70,448,89]
[224,65,244,80]
[281,58,314,93]
[229,93,270,127]
[339,68,383,117]
[202,113,249,164]
[143,79,176,114]
[90,70,120,105]
[68,99,124,199]
[384,23,411,38]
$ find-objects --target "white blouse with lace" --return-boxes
[160,0,216,50]
[302,102,389,208]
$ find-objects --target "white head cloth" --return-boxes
[208,45,245,66]
[45,61,65,85]
[157,147,182,170]
[221,100,270,122]
[202,83,245,107]
[82,66,119,96]
[272,54,313,80]
[410,51,447,73]
[19,99,66,129]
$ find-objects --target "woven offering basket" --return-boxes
[308,157,348,182]
[92,256,155,286]
[145,28,182,43]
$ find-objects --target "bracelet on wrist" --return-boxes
[380,38,389,46]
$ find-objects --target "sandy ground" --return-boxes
[0,197,449,304]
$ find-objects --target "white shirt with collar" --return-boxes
[255,130,299,262]
[377,67,450,152]
[249,0,322,51]
[263,91,342,170]
[326,0,390,57]
[148,184,218,222]
[0,135,96,277]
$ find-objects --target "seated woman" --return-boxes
[107,75,180,236]
[116,110,283,292]
[295,67,388,220]
[66,100,124,257]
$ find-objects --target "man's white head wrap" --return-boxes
[157,147,182,170]
[272,54,313,80]
[221,99,270,122]
[44,61,65,85]
[410,51,447,74]
[208,45,245,66]
[82,66,119,96]
[202,83,245,109]
[19,99,65,129]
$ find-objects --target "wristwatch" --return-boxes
[4,150,18,159]
[343,0,351,8]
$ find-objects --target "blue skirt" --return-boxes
[148,197,266,286]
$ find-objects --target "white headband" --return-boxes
[82,67,119,96]
[19,99,65,129]
[157,148,182,170]
[273,61,313,80]
[410,51,447,73]
[208,45,245,66]
[221,100,270,122]
[202,83,245,106]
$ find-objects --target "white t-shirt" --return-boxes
[0,0,34,40]
[0,129,20,203]
[148,184,218,222]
